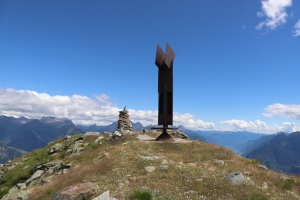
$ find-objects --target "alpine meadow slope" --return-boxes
[1,130,300,200]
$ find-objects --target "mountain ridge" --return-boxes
[1,131,300,199]
[246,132,300,174]
[0,115,83,152]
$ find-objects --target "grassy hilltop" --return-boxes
[1,131,300,200]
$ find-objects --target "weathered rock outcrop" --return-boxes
[52,182,96,200]
[26,170,44,186]
[83,132,100,138]
[48,143,63,154]
[92,190,117,200]
[170,130,190,139]
[33,161,71,174]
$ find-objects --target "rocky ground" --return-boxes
[1,130,300,200]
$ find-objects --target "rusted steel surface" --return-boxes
[155,131,174,141]
[156,43,175,127]
[152,43,177,141]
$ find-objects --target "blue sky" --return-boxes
[1,0,300,133]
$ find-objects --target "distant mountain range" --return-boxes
[2,115,300,175]
[0,116,83,152]
[194,131,265,155]
[0,142,27,164]
[245,132,300,174]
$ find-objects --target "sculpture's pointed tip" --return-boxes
[165,43,175,69]
[155,44,165,67]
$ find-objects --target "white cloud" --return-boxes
[0,88,215,130]
[293,19,300,36]
[263,103,300,119]
[0,88,120,125]
[256,0,292,30]
[219,119,300,134]
[174,113,215,130]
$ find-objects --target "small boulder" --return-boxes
[40,175,55,186]
[225,171,245,185]
[258,164,268,170]
[244,171,252,176]
[26,170,44,186]
[262,182,268,190]
[171,130,189,139]
[160,165,168,170]
[48,143,63,155]
[139,155,163,160]
[194,179,203,182]
[0,165,8,174]
[161,159,168,165]
[16,183,26,189]
[145,166,156,173]
[73,142,83,153]
[214,160,225,166]
[32,163,44,172]
[108,131,122,141]
[7,165,16,170]
[64,135,71,141]
[74,147,84,153]
[83,132,100,138]
[52,182,96,200]
[92,190,117,200]
[94,136,104,144]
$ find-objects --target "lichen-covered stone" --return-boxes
[83,132,100,138]
[48,143,63,154]
[52,182,96,200]
[225,171,245,185]
[26,170,44,187]
[171,130,190,139]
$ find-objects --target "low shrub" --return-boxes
[128,189,153,200]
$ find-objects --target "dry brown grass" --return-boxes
[28,157,114,200]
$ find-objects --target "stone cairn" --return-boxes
[109,106,133,140]
[117,106,133,133]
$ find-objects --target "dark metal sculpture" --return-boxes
[152,43,177,141]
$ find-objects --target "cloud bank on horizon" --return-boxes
[0,88,299,134]
[256,0,300,36]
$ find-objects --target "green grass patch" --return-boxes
[244,158,261,165]
[246,193,268,200]
[45,188,56,197]
[280,179,293,190]
[58,152,66,160]
[128,189,153,200]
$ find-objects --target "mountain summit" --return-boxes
[1,130,300,200]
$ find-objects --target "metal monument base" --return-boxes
[151,127,178,141]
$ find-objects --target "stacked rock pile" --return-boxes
[109,107,133,140]
[117,106,133,133]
